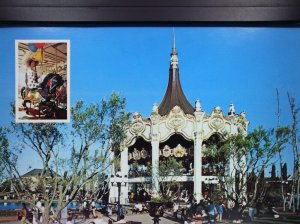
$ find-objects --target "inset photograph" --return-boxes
[15,40,70,122]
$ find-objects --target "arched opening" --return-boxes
[202,133,226,201]
[128,137,152,178]
[158,134,194,201]
[159,134,194,175]
[127,137,152,202]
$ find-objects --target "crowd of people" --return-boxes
[15,190,281,224]
[172,195,255,224]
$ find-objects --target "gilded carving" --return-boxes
[130,121,145,134]
[173,144,187,157]
[237,112,248,129]
[132,148,141,160]
[150,114,160,125]
[141,148,149,159]
[208,106,225,131]
[210,117,225,131]
[129,112,146,135]
[162,145,173,157]
[166,106,186,131]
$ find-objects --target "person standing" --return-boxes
[207,201,216,223]
[217,202,224,222]
[25,58,40,90]
[91,198,97,218]
[20,203,28,224]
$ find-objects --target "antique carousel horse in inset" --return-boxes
[21,73,67,119]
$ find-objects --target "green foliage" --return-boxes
[2,92,130,223]
[204,125,290,205]
[0,127,17,186]
[156,158,184,200]
[150,194,172,203]
[159,158,183,176]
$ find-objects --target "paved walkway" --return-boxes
[2,212,182,224]
[3,211,300,224]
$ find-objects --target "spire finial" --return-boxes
[170,28,178,69]
[172,28,176,54]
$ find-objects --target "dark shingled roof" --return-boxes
[158,45,194,116]
[22,168,56,177]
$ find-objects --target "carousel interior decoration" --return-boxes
[17,41,68,120]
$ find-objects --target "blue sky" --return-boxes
[0,27,299,175]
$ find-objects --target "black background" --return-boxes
[0,0,300,24]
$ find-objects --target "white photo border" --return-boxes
[15,40,70,123]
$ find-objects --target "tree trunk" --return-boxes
[288,92,299,212]
[276,89,286,212]
[42,204,51,224]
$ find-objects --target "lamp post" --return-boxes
[111,172,127,221]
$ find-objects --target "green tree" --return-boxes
[2,92,130,224]
[287,92,299,211]
[158,157,184,201]
[204,126,290,209]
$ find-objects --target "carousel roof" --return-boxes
[158,34,194,116]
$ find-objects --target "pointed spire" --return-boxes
[170,28,179,69]
[158,32,194,116]
[172,28,177,54]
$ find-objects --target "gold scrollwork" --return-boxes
[132,148,141,160]
[173,144,187,157]
[130,121,145,134]
[141,148,148,159]
[209,117,225,131]
[162,145,173,157]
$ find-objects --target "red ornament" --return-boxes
[35,43,45,49]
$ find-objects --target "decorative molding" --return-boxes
[129,112,146,135]
[194,111,205,122]
[209,117,225,131]
[208,106,225,131]
[237,112,249,131]
[150,113,161,125]
[166,106,187,131]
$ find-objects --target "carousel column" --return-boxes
[194,131,203,202]
[120,147,129,204]
[151,134,160,195]
[109,150,117,203]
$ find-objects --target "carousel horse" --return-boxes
[21,73,67,119]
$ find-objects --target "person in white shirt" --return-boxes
[91,199,97,218]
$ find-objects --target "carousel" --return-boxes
[16,41,68,121]
[109,36,249,204]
